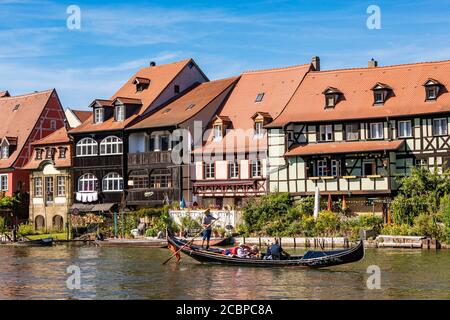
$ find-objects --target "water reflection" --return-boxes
[0,245,449,300]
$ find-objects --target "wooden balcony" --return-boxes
[128,151,172,168]
[73,155,123,168]
[126,188,180,206]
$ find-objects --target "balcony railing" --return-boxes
[128,151,172,167]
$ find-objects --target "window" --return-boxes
[59,148,66,159]
[204,163,215,179]
[398,120,412,138]
[363,161,376,176]
[100,136,123,155]
[255,121,263,137]
[57,176,66,196]
[415,158,428,168]
[76,138,98,156]
[35,149,43,160]
[251,160,262,177]
[50,120,57,130]
[229,162,239,179]
[433,118,447,136]
[94,108,104,123]
[255,92,265,102]
[150,169,171,188]
[115,105,125,121]
[345,123,359,141]
[45,177,54,203]
[0,174,8,192]
[78,173,98,192]
[213,124,223,141]
[1,145,9,159]
[319,124,333,141]
[129,171,149,189]
[34,177,42,197]
[174,85,180,94]
[369,123,384,139]
[317,160,327,176]
[102,172,123,192]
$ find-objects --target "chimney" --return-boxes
[368,58,378,68]
[149,61,156,67]
[311,56,320,71]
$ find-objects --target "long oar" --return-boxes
[162,218,220,265]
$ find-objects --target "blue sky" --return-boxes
[1,0,450,109]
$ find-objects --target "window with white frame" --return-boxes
[0,174,8,192]
[317,160,328,176]
[78,173,98,192]
[251,160,262,177]
[57,176,66,196]
[102,172,123,192]
[398,120,412,138]
[76,138,98,156]
[115,105,125,121]
[34,177,42,197]
[100,136,123,155]
[213,124,223,141]
[1,145,8,159]
[94,108,104,123]
[229,162,239,179]
[433,118,447,136]
[369,123,384,139]
[204,163,215,179]
[319,124,333,141]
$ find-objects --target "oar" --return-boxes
[162,218,220,265]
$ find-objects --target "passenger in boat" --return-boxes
[201,209,217,249]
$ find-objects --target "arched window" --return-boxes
[78,173,98,192]
[150,169,172,188]
[102,172,123,191]
[100,136,123,155]
[76,138,98,156]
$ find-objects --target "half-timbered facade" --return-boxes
[192,62,313,208]
[126,77,238,207]
[68,59,208,212]
[267,59,450,215]
[0,89,65,219]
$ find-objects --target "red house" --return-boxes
[0,89,66,216]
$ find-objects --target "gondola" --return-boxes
[167,233,364,268]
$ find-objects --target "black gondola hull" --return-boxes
[167,234,364,268]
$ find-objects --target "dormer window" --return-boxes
[94,108,104,123]
[255,92,265,102]
[133,77,150,92]
[115,105,125,121]
[323,87,342,108]
[423,79,443,101]
[371,83,392,105]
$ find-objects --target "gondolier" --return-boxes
[201,209,217,249]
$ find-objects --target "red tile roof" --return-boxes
[285,140,404,157]
[0,90,54,169]
[70,59,194,134]
[269,59,450,127]
[128,77,239,130]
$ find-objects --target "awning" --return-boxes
[285,140,404,157]
[91,203,116,212]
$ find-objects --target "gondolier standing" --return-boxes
[201,209,217,249]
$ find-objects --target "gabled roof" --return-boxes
[0,89,55,169]
[70,59,196,134]
[269,59,450,126]
[128,77,239,130]
[199,63,312,153]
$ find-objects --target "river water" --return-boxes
[0,244,449,300]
